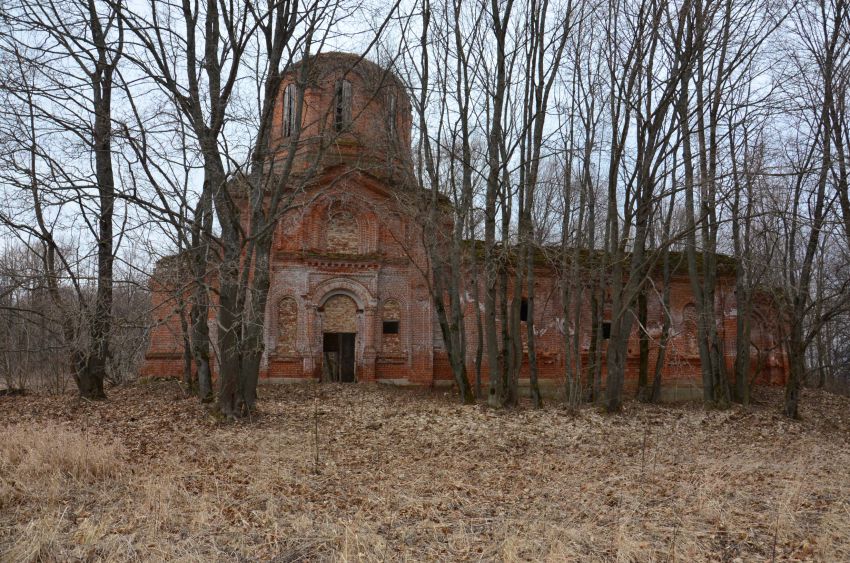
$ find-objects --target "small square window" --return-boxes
[602,322,611,339]
[520,299,529,322]
[383,321,399,334]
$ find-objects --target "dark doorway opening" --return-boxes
[323,332,355,382]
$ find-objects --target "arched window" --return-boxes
[335,79,352,132]
[277,296,298,354]
[326,209,359,253]
[382,299,401,354]
[386,91,397,137]
[282,83,298,138]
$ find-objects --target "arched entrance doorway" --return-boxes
[321,294,358,382]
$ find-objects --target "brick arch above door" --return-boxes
[311,277,377,311]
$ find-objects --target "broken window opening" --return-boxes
[335,79,352,132]
[282,83,298,138]
[387,91,397,137]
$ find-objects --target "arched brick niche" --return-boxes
[305,193,379,255]
[326,208,360,254]
[680,303,699,357]
[276,296,298,355]
[276,209,305,252]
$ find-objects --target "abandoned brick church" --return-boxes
[143,52,787,399]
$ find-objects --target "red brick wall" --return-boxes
[140,262,190,379]
[143,189,789,394]
[141,52,789,396]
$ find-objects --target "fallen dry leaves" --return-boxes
[1,381,849,562]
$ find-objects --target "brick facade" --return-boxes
[142,52,788,397]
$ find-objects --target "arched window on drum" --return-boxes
[334,79,352,132]
[281,83,299,138]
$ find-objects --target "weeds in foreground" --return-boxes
[0,383,848,561]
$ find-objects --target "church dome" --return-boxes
[268,52,413,185]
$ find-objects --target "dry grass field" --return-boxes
[1,381,849,562]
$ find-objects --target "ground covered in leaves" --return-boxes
[1,381,849,562]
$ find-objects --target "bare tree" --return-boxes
[0,0,124,399]
[779,0,849,418]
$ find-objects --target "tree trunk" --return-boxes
[77,8,120,401]
[637,288,649,401]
